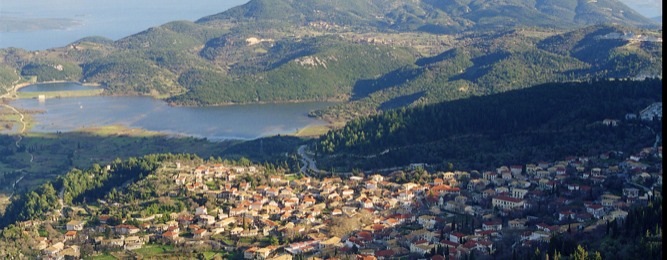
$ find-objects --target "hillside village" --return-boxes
[8,131,659,260]
[0,103,660,259]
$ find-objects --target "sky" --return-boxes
[619,0,662,18]
[0,0,250,50]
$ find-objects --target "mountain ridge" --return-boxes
[197,0,659,31]
[0,0,662,120]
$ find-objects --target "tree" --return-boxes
[104,227,111,239]
[269,236,279,246]
[534,248,541,260]
[571,245,588,260]
[605,220,610,236]
[567,223,571,234]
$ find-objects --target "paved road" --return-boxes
[298,145,320,175]
[7,174,25,199]
[297,144,410,178]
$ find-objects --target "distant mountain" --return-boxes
[0,0,662,118]
[652,16,662,23]
[198,0,659,32]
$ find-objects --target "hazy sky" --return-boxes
[0,0,250,50]
[0,0,661,19]
[619,0,662,18]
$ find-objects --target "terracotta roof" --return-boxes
[375,249,395,257]
[494,195,523,203]
[162,231,177,237]
[451,232,465,238]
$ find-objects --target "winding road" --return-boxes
[297,145,411,178]
[298,145,320,176]
[2,74,33,199]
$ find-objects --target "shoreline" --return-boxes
[15,80,348,108]
[165,96,349,108]
[14,80,101,92]
[6,80,343,138]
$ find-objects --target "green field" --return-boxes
[0,106,21,133]
[16,89,104,99]
[88,253,117,260]
[292,124,332,138]
[133,244,175,258]
[72,125,164,137]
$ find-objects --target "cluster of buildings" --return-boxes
[12,141,662,259]
[597,31,663,43]
[623,102,663,122]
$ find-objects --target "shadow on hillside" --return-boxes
[351,67,421,100]
[0,132,305,194]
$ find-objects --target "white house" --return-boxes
[66,220,86,231]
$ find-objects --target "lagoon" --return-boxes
[12,83,335,140]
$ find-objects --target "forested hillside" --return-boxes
[315,78,662,170]
[0,155,164,227]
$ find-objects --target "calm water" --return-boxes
[0,0,249,50]
[12,83,335,140]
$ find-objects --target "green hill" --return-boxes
[0,64,20,95]
[312,25,662,121]
[315,78,662,170]
[198,0,658,32]
[170,36,416,105]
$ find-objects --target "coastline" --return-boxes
[165,95,349,108]
[14,80,101,91]
[13,79,347,109]
[6,80,343,138]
